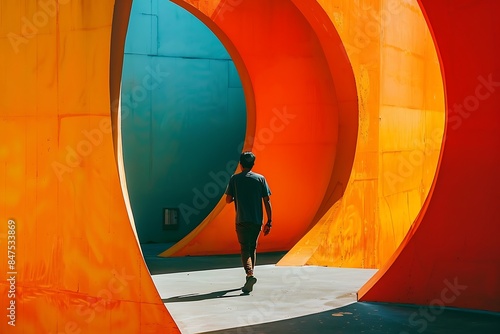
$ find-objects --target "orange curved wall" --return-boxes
[161,0,358,257]
[0,1,178,332]
[359,0,500,313]
[165,0,445,273]
[279,0,445,268]
[1,2,499,334]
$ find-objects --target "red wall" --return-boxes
[360,0,500,312]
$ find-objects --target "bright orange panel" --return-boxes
[360,0,500,313]
[0,1,178,332]
[279,0,445,269]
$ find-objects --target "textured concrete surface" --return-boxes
[205,302,500,334]
[145,245,500,334]
[152,264,377,333]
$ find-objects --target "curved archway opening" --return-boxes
[159,0,357,257]
[119,0,248,245]
[114,0,445,281]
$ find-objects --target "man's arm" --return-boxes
[226,194,237,211]
[263,196,272,236]
[225,176,235,205]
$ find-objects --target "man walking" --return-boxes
[225,152,272,294]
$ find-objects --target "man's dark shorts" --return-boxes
[236,222,261,248]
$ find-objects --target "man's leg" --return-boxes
[236,223,261,293]
[236,223,254,276]
[237,223,261,275]
[248,228,260,274]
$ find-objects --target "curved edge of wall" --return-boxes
[359,0,500,313]
[158,0,257,257]
[160,0,349,257]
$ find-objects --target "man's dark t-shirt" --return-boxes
[226,170,271,225]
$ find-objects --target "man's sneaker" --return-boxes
[242,276,257,293]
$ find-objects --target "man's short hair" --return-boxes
[240,151,256,168]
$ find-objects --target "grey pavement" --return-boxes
[143,244,500,334]
[152,265,377,333]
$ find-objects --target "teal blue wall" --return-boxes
[121,0,246,243]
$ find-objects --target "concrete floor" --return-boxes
[153,265,376,333]
[143,244,500,334]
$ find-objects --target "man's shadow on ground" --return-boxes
[162,288,250,303]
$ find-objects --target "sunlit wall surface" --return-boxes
[0,0,499,332]
[163,0,444,269]
[280,0,445,268]
[0,0,178,332]
[121,0,246,243]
